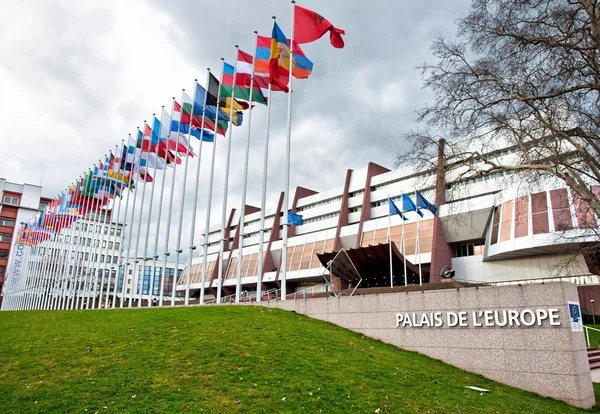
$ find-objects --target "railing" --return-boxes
[584,325,600,348]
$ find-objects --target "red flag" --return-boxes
[294,5,345,48]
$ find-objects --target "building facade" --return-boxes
[0,179,52,304]
[180,141,600,300]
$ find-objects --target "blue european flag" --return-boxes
[402,194,423,217]
[416,190,438,215]
[388,198,406,220]
[288,211,304,226]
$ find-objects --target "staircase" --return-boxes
[587,347,600,370]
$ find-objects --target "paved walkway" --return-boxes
[591,369,600,383]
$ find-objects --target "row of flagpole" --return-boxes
[2,1,347,311]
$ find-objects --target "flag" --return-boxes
[415,191,438,215]
[207,71,250,112]
[388,198,406,220]
[294,5,345,48]
[193,82,230,123]
[269,22,294,92]
[402,194,423,218]
[221,62,268,105]
[180,92,194,134]
[256,36,312,90]
[288,211,304,226]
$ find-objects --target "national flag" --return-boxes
[294,5,345,48]
[193,82,231,124]
[256,35,312,89]
[208,71,250,111]
[269,22,294,92]
[388,198,406,220]
[402,194,423,218]
[171,101,182,132]
[180,92,194,134]
[192,115,228,136]
[221,62,268,105]
[288,211,304,226]
[415,191,438,215]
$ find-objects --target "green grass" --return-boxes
[1,307,600,413]
[586,324,600,350]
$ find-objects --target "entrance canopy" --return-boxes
[317,242,428,288]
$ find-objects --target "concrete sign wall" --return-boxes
[259,282,594,408]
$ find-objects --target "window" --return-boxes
[115,242,120,250]
[116,228,122,237]
[113,256,118,264]
[84,252,89,260]
[87,238,91,246]
[94,239,99,247]
[0,266,5,276]
[102,240,107,248]
[153,267,163,295]
[0,233,12,243]
[100,254,105,262]
[107,255,111,264]
[0,249,8,259]
[3,196,19,205]
[108,241,113,249]
[0,218,15,227]
[454,241,485,258]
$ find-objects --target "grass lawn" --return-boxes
[585,324,600,350]
[1,306,600,413]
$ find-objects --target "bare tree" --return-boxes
[398,0,600,217]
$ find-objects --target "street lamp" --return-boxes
[591,299,596,325]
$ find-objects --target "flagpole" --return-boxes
[77,172,98,310]
[176,81,200,307]
[131,126,150,308]
[140,118,161,308]
[72,171,93,310]
[115,156,135,308]
[103,143,125,308]
[58,183,76,310]
[50,199,68,310]
[122,133,140,308]
[156,102,175,307]
[416,191,422,286]
[87,159,107,309]
[281,1,297,301]
[216,47,240,303]
[91,158,112,309]
[185,70,211,306]
[235,32,259,304]
[256,80,273,303]
[81,171,102,309]
[402,192,407,287]
[388,196,393,288]
[145,112,165,307]
[163,96,183,307]
[199,64,223,305]
[40,203,56,309]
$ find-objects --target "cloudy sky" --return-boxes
[0,0,471,259]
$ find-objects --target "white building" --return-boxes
[180,140,600,301]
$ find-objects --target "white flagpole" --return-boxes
[51,199,69,310]
[388,196,393,288]
[140,118,161,307]
[256,81,272,303]
[87,160,107,309]
[281,2,297,300]
[91,159,112,309]
[416,192,422,286]
[102,143,126,308]
[155,103,174,307]
[216,47,240,303]
[57,184,76,310]
[72,171,93,310]
[402,192,407,287]
[163,97,183,307]
[185,70,211,306]
[146,110,167,307]
[176,81,200,306]
[122,133,140,308]
[81,171,103,309]
[132,126,151,308]
[114,151,135,308]
[235,32,259,304]
[199,64,223,305]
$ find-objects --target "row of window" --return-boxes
[0,233,11,243]
[0,217,15,227]
[303,212,340,225]
[454,241,485,258]
[3,195,19,206]
[296,196,342,212]
[446,169,516,190]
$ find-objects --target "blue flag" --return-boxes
[191,127,215,142]
[288,211,304,226]
[415,190,438,215]
[402,194,423,218]
[388,198,406,220]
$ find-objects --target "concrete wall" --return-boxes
[259,282,595,408]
